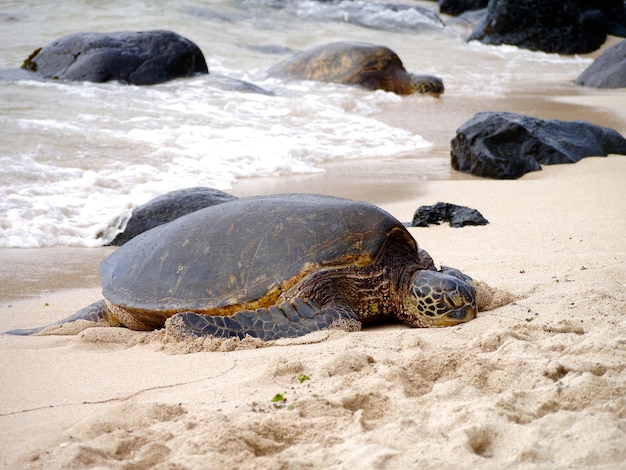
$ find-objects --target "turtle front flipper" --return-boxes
[3,299,121,335]
[168,298,361,341]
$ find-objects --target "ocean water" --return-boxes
[0,0,592,247]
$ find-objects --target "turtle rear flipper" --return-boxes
[3,299,120,335]
[168,298,360,341]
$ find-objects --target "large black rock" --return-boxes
[575,39,626,89]
[467,0,626,54]
[108,187,237,246]
[22,30,208,85]
[450,112,626,179]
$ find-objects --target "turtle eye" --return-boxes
[446,292,464,309]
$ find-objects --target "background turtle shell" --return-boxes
[267,42,408,87]
[100,193,418,316]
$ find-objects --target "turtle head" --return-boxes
[408,74,444,97]
[404,269,476,327]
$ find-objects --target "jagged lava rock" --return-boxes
[451,112,626,179]
[410,202,489,228]
[467,0,626,54]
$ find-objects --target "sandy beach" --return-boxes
[2,42,626,469]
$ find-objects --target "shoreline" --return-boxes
[2,83,624,305]
[1,153,624,324]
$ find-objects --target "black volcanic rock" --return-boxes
[411,202,489,228]
[22,30,208,85]
[467,0,626,54]
[575,39,626,89]
[438,0,488,17]
[451,112,626,179]
[108,187,237,246]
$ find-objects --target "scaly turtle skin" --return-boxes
[6,194,475,340]
[267,42,444,96]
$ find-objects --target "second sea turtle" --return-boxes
[267,42,444,96]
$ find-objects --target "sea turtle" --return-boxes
[7,194,475,340]
[267,42,444,96]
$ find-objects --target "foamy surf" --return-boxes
[0,75,432,247]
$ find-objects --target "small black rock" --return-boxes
[410,202,489,228]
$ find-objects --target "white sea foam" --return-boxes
[288,0,445,31]
[0,74,431,247]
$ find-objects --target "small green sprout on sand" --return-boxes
[298,373,310,384]
[270,392,294,410]
[44,302,50,307]
[271,393,286,403]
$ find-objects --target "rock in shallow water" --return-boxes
[22,30,208,85]
[466,0,626,54]
[450,112,626,179]
[438,0,488,17]
[107,187,237,246]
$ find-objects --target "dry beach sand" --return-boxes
[1,44,626,468]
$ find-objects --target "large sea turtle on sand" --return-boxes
[267,42,444,96]
[7,194,475,340]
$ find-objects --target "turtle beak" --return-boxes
[432,303,477,327]
[427,81,444,97]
